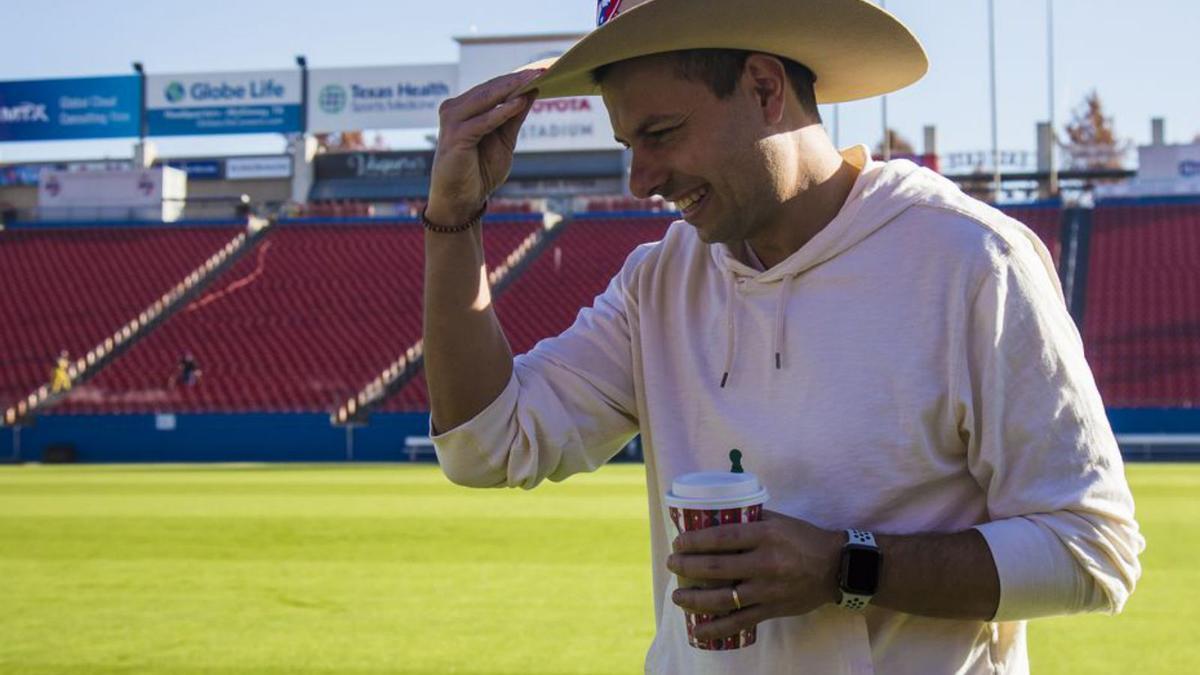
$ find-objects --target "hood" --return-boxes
[710,144,930,281]
[706,144,934,388]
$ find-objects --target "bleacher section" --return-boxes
[0,225,242,411]
[1083,200,1200,407]
[6,198,1198,420]
[999,203,1062,267]
[49,219,540,414]
[384,213,675,412]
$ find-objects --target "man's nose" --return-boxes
[627,151,668,200]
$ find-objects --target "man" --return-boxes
[423,1,1143,673]
[169,351,202,388]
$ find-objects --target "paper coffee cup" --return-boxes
[665,471,768,650]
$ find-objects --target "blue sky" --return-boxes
[0,0,1196,164]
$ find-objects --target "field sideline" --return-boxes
[0,462,1194,673]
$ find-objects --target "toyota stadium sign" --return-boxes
[456,34,622,152]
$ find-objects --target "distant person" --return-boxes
[50,350,72,393]
[169,352,202,388]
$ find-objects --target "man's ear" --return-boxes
[743,53,788,126]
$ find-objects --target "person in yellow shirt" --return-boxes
[51,350,72,393]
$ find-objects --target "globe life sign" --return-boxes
[146,70,302,136]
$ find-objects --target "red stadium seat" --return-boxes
[1083,201,1200,407]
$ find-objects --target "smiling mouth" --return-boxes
[675,186,709,214]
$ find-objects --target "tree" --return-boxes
[1061,90,1131,170]
[874,128,916,159]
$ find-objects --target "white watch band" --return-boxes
[838,529,878,612]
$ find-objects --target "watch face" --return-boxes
[842,546,881,595]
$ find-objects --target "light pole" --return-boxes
[295,55,308,135]
[1047,0,1059,196]
[988,0,1001,201]
[131,61,146,143]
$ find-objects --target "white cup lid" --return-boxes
[665,471,769,510]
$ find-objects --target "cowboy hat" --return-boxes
[517,0,928,103]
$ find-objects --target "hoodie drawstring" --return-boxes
[722,271,797,386]
[720,273,738,388]
[772,274,795,370]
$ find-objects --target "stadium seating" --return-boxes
[1083,200,1200,407]
[0,225,242,411]
[54,219,540,413]
[384,214,674,411]
[999,203,1062,267]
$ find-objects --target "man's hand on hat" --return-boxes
[666,510,843,642]
[426,69,543,226]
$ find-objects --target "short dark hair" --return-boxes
[592,49,822,123]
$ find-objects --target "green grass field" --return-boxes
[0,462,1194,674]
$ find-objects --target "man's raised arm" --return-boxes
[423,69,542,433]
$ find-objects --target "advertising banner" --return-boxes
[1139,143,1200,180]
[313,151,432,180]
[159,159,224,180]
[0,164,46,186]
[0,75,140,142]
[457,35,620,152]
[308,64,455,133]
[38,166,187,221]
[226,156,292,180]
[147,70,301,136]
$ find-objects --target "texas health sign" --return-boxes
[146,70,301,136]
[0,75,140,142]
[307,64,456,133]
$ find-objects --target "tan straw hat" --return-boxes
[517,0,928,103]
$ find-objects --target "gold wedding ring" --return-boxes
[731,586,743,611]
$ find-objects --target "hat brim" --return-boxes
[515,0,927,104]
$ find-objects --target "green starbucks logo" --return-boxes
[318,84,347,114]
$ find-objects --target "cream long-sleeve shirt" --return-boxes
[432,146,1144,674]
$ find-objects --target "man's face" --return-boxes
[601,55,780,245]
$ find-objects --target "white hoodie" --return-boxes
[432,146,1144,674]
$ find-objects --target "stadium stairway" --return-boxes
[378,211,677,414]
[9,214,548,417]
[331,212,562,424]
[2,219,270,426]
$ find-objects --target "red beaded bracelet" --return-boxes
[420,201,488,234]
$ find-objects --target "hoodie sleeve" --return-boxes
[430,245,645,490]
[958,228,1144,622]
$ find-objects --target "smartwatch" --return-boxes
[838,529,882,611]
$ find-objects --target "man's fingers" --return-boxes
[691,604,773,643]
[443,69,543,123]
[672,583,760,614]
[673,520,767,554]
[456,94,533,143]
[494,90,538,151]
[666,551,758,580]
